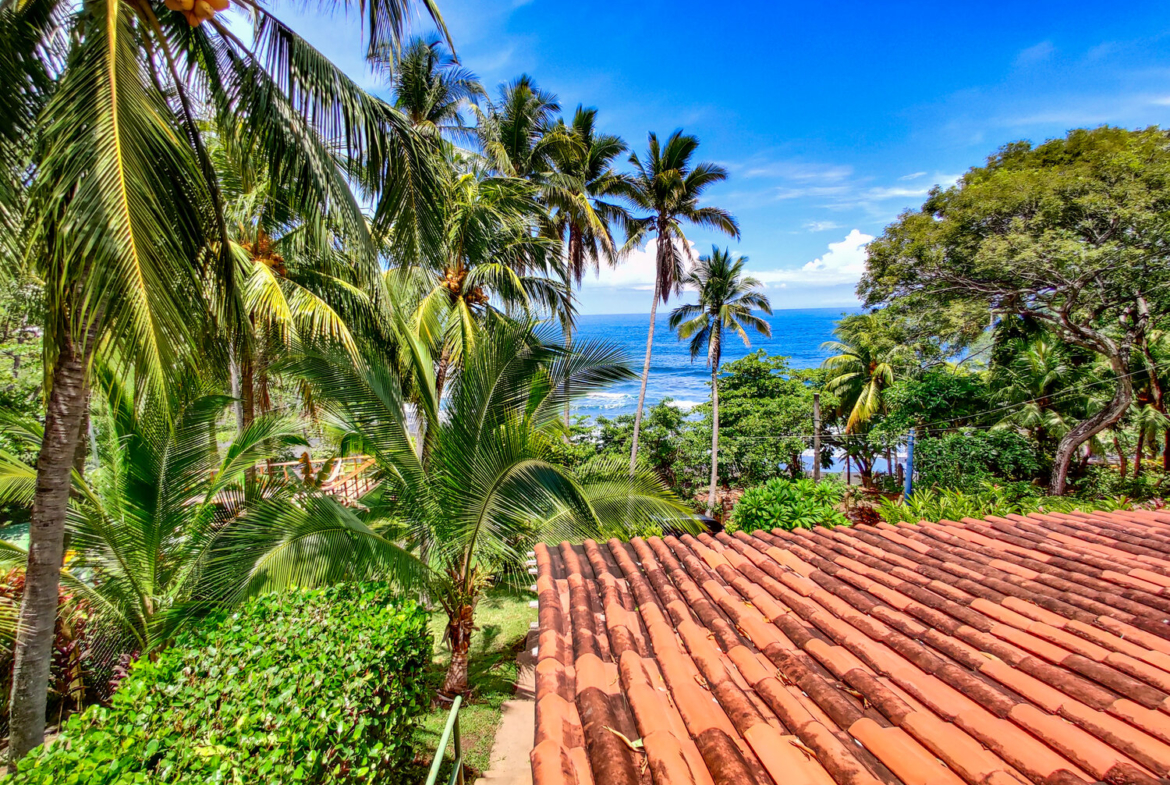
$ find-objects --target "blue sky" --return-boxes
[260,0,1170,313]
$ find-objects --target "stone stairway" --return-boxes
[472,625,537,785]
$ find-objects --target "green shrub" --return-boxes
[8,584,431,785]
[1073,465,1165,502]
[914,430,1040,492]
[878,483,1127,524]
[728,477,848,533]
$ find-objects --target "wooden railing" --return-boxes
[253,454,378,502]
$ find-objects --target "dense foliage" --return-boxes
[728,478,847,533]
[913,430,1040,493]
[877,484,1127,525]
[7,585,431,785]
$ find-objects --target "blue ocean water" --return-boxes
[571,307,862,420]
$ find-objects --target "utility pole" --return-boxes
[812,393,821,482]
[903,428,915,500]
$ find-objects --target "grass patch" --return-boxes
[409,581,536,781]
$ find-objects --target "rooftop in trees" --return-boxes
[530,510,1170,785]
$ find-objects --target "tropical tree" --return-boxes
[990,334,1082,452]
[620,131,738,473]
[0,374,422,656]
[821,312,912,432]
[294,321,691,695]
[386,34,483,141]
[669,247,771,515]
[0,0,446,761]
[392,163,567,402]
[546,106,629,423]
[477,75,562,180]
[861,127,1170,494]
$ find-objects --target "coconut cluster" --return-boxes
[242,234,287,276]
[164,0,229,26]
[441,268,488,306]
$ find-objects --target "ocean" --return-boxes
[570,307,862,420]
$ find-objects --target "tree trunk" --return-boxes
[1164,430,1169,473]
[629,279,660,475]
[1135,430,1145,479]
[240,353,255,429]
[1114,435,1128,481]
[229,355,245,434]
[440,603,475,696]
[8,333,91,765]
[846,454,851,485]
[1050,353,1134,495]
[706,330,721,517]
[564,327,573,429]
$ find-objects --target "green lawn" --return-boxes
[409,582,536,781]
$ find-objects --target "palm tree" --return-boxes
[669,248,771,516]
[0,375,420,655]
[295,321,691,695]
[821,312,912,432]
[546,106,629,424]
[620,131,738,473]
[391,163,567,403]
[0,0,446,760]
[990,334,1081,448]
[386,34,484,141]
[477,75,562,180]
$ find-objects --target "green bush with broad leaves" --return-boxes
[728,477,848,533]
[7,584,431,785]
[913,430,1041,493]
[877,482,1127,524]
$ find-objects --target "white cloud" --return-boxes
[899,171,927,181]
[752,229,874,288]
[579,238,699,291]
[803,220,842,232]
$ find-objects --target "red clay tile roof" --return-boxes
[529,509,1170,785]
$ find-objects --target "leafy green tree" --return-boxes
[861,127,1170,493]
[294,321,690,695]
[875,369,992,435]
[0,0,448,756]
[669,248,771,515]
[711,353,833,487]
[618,131,738,473]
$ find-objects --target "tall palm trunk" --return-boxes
[629,280,659,475]
[706,328,721,517]
[8,331,92,764]
[563,326,573,429]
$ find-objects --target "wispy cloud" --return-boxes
[1015,41,1055,67]
[803,220,842,232]
[753,229,874,289]
[899,171,927,181]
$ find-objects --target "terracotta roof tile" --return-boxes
[531,517,1170,785]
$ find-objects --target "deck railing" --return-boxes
[425,695,465,785]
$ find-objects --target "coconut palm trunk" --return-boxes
[707,329,721,516]
[441,602,475,695]
[8,331,92,764]
[630,277,660,475]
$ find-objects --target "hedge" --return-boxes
[7,584,431,785]
[728,477,848,533]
